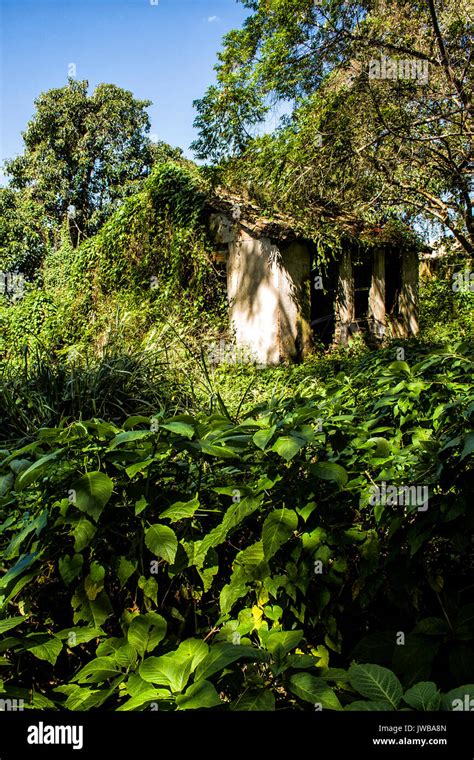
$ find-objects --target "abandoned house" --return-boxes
[207,192,420,366]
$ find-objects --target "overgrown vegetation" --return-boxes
[0,0,472,713]
[0,342,472,710]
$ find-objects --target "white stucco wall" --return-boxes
[227,235,311,365]
[228,236,282,365]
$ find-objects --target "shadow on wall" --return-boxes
[228,237,310,365]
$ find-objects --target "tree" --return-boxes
[5,79,153,246]
[192,0,473,253]
[0,187,53,278]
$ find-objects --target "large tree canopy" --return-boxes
[192,0,473,253]
[5,79,153,246]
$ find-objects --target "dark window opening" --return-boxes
[353,257,372,323]
[310,255,338,347]
[385,249,402,316]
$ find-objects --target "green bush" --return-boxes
[0,343,472,710]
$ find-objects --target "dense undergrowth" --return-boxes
[0,159,473,711]
[0,338,472,710]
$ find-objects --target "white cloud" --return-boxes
[208,15,220,23]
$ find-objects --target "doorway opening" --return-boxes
[311,255,338,347]
[353,256,372,328]
[385,249,402,317]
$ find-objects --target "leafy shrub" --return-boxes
[0,344,472,709]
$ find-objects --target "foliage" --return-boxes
[0,188,53,277]
[0,342,472,709]
[193,0,473,252]
[0,161,227,363]
[4,79,153,247]
[0,347,192,444]
[419,254,474,341]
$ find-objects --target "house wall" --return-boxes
[227,233,311,365]
[368,249,386,340]
[333,246,418,344]
[279,241,312,359]
[397,249,419,336]
[227,235,281,365]
[335,249,354,346]
[210,210,419,362]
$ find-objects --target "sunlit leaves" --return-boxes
[71,472,114,521]
[145,524,178,564]
[349,663,403,709]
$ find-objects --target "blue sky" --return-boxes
[0,0,249,184]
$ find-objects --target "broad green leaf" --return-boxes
[175,679,221,709]
[15,448,65,490]
[264,629,303,657]
[160,422,195,439]
[0,616,25,636]
[3,511,47,560]
[193,495,263,569]
[262,509,298,560]
[72,588,113,628]
[349,663,402,708]
[175,639,209,671]
[117,557,136,587]
[0,473,14,498]
[145,524,178,564]
[62,686,113,711]
[388,361,411,374]
[271,435,306,461]
[232,689,275,711]
[72,518,96,552]
[72,472,114,521]
[196,441,238,458]
[140,639,208,691]
[253,426,276,450]
[84,562,105,601]
[125,459,153,478]
[288,673,342,710]
[117,689,170,711]
[461,432,474,461]
[115,643,137,669]
[0,553,38,590]
[414,618,450,636]
[123,416,151,429]
[403,682,440,711]
[127,613,167,658]
[443,685,474,711]
[220,579,248,616]
[366,437,391,458]
[138,576,158,605]
[310,462,348,487]
[24,635,63,666]
[59,554,83,585]
[196,644,268,681]
[135,495,148,516]
[56,627,104,646]
[73,656,122,683]
[108,430,153,449]
[1,441,41,466]
[297,501,317,523]
[160,497,200,522]
[140,654,192,692]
